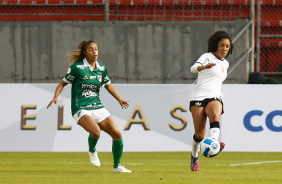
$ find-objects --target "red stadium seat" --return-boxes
[76,0,104,4]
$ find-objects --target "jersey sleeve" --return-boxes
[190,53,209,73]
[190,63,201,73]
[63,65,76,84]
[195,53,210,66]
[101,66,111,87]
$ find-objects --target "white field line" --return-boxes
[229,161,282,166]
[0,162,143,165]
[4,161,281,166]
[0,162,191,166]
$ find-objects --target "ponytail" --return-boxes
[66,40,96,66]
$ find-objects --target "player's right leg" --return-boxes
[77,114,101,167]
[190,106,207,171]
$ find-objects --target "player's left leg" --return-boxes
[99,115,131,173]
[205,100,225,152]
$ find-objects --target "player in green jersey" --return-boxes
[47,40,131,173]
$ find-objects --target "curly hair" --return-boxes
[66,40,97,66]
[208,31,233,58]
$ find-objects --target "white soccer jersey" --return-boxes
[190,52,229,101]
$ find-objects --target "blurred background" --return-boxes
[0,0,281,84]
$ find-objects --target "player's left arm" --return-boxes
[105,84,129,109]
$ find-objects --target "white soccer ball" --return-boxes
[200,137,220,158]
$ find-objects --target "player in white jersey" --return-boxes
[189,31,233,171]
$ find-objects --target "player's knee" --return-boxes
[194,133,204,141]
[208,113,221,122]
[89,130,100,138]
[112,131,122,140]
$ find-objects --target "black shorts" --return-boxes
[189,97,224,114]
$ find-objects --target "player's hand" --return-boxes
[204,63,216,69]
[47,99,57,109]
[119,99,129,109]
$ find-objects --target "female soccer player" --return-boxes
[189,31,233,171]
[47,40,131,173]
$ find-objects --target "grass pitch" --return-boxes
[0,152,281,184]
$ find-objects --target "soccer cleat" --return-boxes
[113,165,132,173]
[219,142,225,153]
[88,151,101,167]
[190,154,200,171]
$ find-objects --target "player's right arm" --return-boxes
[47,80,68,109]
[191,63,216,73]
[190,53,216,73]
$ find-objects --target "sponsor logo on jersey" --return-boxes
[215,97,222,101]
[67,75,75,81]
[202,58,209,65]
[67,68,71,74]
[81,83,99,90]
[82,90,98,98]
[84,75,88,80]
[77,65,85,69]
[98,66,105,71]
[97,75,102,82]
[80,103,102,109]
[104,76,109,82]
[86,104,93,108]
[90,76,96,79]
[195,102,201,106]
[77,110,82,118]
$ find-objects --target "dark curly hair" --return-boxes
[208,31,233,58]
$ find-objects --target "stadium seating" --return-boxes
[0,0,281,72]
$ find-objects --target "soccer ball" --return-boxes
[200,137,220,158]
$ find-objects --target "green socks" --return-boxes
[89,136,123,168]
[88,135,99,153]
[112,139,124,168]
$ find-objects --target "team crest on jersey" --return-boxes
[221,67,224,73]
[97,75,102,82]
[84,75,88,80]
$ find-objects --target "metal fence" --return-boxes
[0,0,250,21]
[256,0,282,75]
[3,0,282,80]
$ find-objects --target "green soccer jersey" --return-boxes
[63,58,111,116]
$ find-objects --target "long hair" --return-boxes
[208,31,233,58]
[66,40,97,65]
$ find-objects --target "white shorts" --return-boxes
[73,108,111,124]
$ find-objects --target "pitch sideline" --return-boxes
[229,160,282,166]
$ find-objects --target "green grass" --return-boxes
[0,152,281,184]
